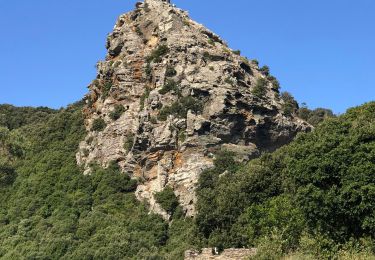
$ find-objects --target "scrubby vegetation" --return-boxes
[194,102,375,258]
[224,77,235,86]
[109,104,126,120]
[123,134,134,151]
[0,102,195,259]
[281,91,299,116]
[145,62,152,80]
[0,104,56,130]
[207,39,215,46]
[203,51,223,61]
[267,75,280,92]
[155,187,180,216]
[91,118,106,132]
[298,103,335,126]
[146,44,169,63]
[252,78,268,98]
[165,66,177,77]
[259,65,270,76]
[140,87,151,110]
[0,101,373,259]
[101,81,112,100]
[158,96,203,121]
[159,79,180,95]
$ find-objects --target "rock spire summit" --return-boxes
[76,0,311,219]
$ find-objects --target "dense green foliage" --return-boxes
[252,78,268,98]
[145,62,152,80]
[1,101,373,259]
[91,118,106,132]
[195,102,375,258]
[0,104,56,130]
[298,104,335,126]
[123,134,134,151]
[281,91,299,116]
[0,103,194,259]
[158,96,203,121]
[155,187,180,216]
[159,79,180,95]
[101,81,112,100]
[109,104,126,121]
[259,65,270,76]
[165,66,177,77]
[266,75,280,92]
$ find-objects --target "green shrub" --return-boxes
[102,81,112,100]
[0,104,56,131]
[158,96,203,121]
[150,116,157,124]
[109,104,126,120]
[123,134,134,151]
[145,62,152,80]
[91,118,106,131]
[235,195,305,250]
[267,75,280,92]
[0,103,179,260]
[155,187,179,215]
[159,79,179,95]
[0,163,16,187]
[281,91,298,116]
[259,65,270,76]
[135,27,143,36]
[143,3,151,12]
[252,78,268,98]
[297,105,335,126]
[178,130,186,143]
[252,59,259,66]
[208,39,215,46]
[203,51,211,60]
[250,232,284,260]
[146,44,169,63]
[140,88,151,110]
[165,66,177,77]
[232,50,241,55]
[203,51,219,61]
[157,106,172,121]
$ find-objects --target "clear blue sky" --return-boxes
[0,0,374,113]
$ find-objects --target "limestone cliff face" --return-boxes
[76,0,311,218]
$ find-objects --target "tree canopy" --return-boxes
[0,101,373,259]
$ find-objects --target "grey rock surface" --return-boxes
[77,0,312,217]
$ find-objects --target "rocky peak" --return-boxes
[76,0,312,219]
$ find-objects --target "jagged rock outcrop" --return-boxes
[76,0,312,218]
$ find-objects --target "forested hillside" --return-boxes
[195,101,375,259]
[0,102,193,259]
[0,101,373,259]
[0,104,56,130]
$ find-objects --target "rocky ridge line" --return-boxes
[76,0,312,219]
